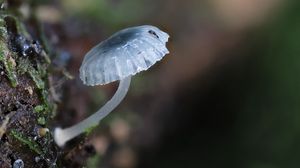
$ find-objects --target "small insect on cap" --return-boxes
[79,25,170,86]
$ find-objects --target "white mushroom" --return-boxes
[54,25,170,147]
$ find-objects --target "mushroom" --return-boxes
[54,25,170,147]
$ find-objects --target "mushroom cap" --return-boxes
[79,25,170,86]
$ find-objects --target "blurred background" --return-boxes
[32,0,300,167]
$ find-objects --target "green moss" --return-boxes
[17,57,52,115]
[16,57,30,75]
[0,17,18,87]
[6,56,18,87]
[34,105,45,113]
[35,104,50,127]
[0,44,18,87]
[37,117,46,125]
[85,125,98,135]
[17,58,46,91]
[0,17,52,114]
[0,18,7,37]
[37,62,48,77]
[0,16,55,155]
[0,15,51,108]
[28,67,45,89]
[39,91,54,119]
[10,130,43,155]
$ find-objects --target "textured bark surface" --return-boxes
[0,2,59,167]
[0,1,98,167]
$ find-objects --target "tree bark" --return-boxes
[0,1,59,167]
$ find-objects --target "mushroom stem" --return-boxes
[54,76,132,147]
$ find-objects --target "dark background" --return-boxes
[35,0,300,167]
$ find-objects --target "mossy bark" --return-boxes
[0,1,99,167]
[0,2,59,168]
